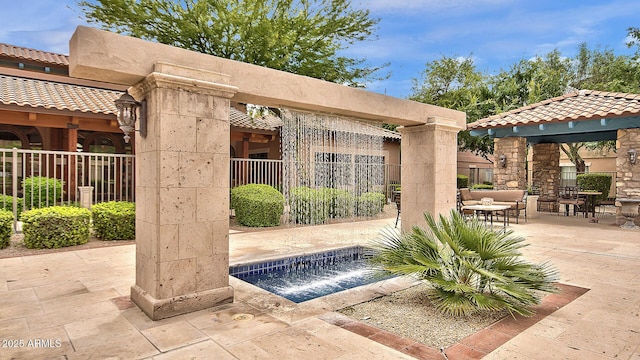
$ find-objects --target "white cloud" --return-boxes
[358,0,514,14]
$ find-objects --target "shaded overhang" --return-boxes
[470,116,640,144]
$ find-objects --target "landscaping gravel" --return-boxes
[338,282,507,348]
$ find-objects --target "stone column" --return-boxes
[399,117,463,232]
[129,62,238,320]
[532,143,560,205]
[493,137,527,190]
[615,128,640,226]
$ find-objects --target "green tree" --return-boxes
[573,43,640,93]
[78,0,386,87]
[410,44,639,162]
[370,210,558,317]
[491,50,573,110]
[410,55,495,157]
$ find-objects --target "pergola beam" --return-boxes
[69,26,465,128]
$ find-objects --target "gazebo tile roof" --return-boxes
[0,43,69,66]
[468,90,640,130]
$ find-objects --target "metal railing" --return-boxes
[230,158,283,190]
[0,148,135,220]
[230,158,401,199]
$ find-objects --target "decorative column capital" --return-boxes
[130,62,238,100]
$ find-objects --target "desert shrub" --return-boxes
[23,176,63,209]
[0,194,23,218]
[457,175,469,189]
[355,192,386,216]
[21,206,91,249]
[92,201,135,240]
[319,188,354,218]
[0,209,13,249]
[370,210,558,317]
[231,184,284,227]
[289,187,329,225]
[577,173,612,203]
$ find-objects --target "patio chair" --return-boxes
[394,191,401,228]
[557,186,586,217]
[532,185,556,213]
[598,197,616,216]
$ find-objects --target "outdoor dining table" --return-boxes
[578,191,602,218]
[461,204,510,231]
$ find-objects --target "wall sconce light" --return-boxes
[498,154,507,168]
[628,149,637,165]
[114,90,146,143]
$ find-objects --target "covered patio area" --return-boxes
[468,90,640,227]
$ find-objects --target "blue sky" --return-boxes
[1,0,639,98]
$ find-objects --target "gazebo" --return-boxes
[468,90,640,226]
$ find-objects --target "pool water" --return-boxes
[229,246,390,303]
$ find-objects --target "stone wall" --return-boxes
[493,137,527,190]
[532,143,560,200]
[616,128,640,225]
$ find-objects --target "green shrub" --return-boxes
[0,195,23,218]
[21,206,91,249]
[457,175,469,189]
[371,210,558,317]
[23,176,63,209]
[471,183,494,190]
[0,209,13,249]
[319,188,354,218]
[355,192,386,216]
[289,187,329,225]
[92,201,136,240]
[231,184,284,227]
[577,173,612,203]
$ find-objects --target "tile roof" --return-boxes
[0,43,69,66]
[467,90,640,130]
[230,107,281,131]
[0,74,120,114]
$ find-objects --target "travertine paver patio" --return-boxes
[0,212,638,359]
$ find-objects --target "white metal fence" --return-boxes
[230,158,401,198]
[0,152,399,222]
[0,148,135,219]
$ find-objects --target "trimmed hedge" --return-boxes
[0,194,23,218]
[0,209,13,249]
[471,183,494,190]
[23,176,63,209]
[92,201,136,240]
[21,206,91,249]
[231,184,284,227]
[355,192,386,217]
[577,173,612,203]
[457,175,469,189]
[289,187,329,225]
[320,188,354,218]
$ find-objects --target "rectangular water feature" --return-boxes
[229,246,391,303]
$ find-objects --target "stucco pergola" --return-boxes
[468,90,640,225]
[68,26,466,320]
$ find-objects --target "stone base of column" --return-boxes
[131,285,234,321]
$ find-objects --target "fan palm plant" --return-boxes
[370,210,558,317]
